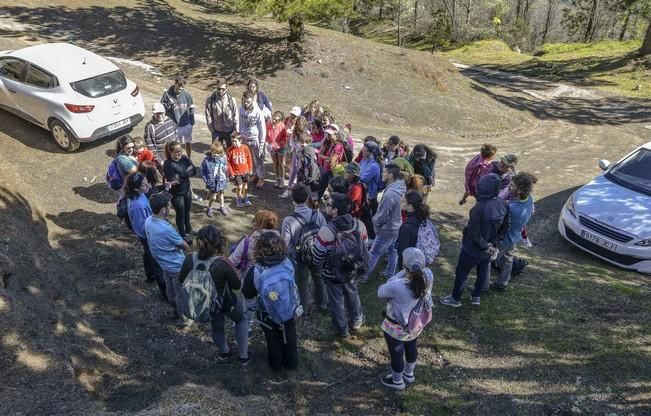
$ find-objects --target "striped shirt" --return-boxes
[312,215,368,281]
[144,116,177,161]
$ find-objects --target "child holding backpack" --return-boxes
[201,142,229,217]
[178,225,251,364]
[242,232,302,371]
[378,247,434,390]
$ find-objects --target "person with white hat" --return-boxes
[378,247,434,390]
[143,102,178,167]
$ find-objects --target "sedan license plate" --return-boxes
[107,117,130,132]
[580,230,618,252]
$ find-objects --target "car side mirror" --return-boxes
[598,160,611,171]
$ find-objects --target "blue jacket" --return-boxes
[201,153,228,190]
[359,158,382,199]
[128,194,152,239]
[461,174,510,259]
[502,196,534,248]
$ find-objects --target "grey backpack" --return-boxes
[179,253,220,323]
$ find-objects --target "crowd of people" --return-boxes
[106,75,537,391]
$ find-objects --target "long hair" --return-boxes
[164,141,182,160]
[196,224,225,260]
[254,210,278,231]
[407,269,427,299]
[116,134,134,155]
[124,172,146,200]
[404,189,430,222]
[138,160,161,187]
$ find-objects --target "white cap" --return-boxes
[152,103,165,114]
[290,106,302,117]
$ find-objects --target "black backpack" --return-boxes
[291,210,320,263]
[327,224,369,283]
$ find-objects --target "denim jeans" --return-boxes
[451,248,491,301]
[383,332,418,374]
[325,279,364,335]
[295,261,328,310]
[211,296,249,358]
[246,140,266,179]
[162,269,181,309]
[363,231,398,282]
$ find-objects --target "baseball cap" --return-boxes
[402,247,425,273]
[345,162,361,177]
[290,106,302,117]
[152,103,165,114]
[500,153,518,167]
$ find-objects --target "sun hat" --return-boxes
[152,103,165,114]
[500,153,518,167]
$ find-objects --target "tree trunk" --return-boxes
[619,7,632,41]
[640,21,651,56]
[414,0,418,24]
[379,0,384,19]
[583,0,599,43]
[288,14,304,42]
[465,0,472,25]
[541,0,558,44]
[397,0,402,47]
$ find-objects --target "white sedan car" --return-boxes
[558,141,651,273]
[0,43,145,151]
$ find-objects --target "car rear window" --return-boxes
[70,70,127,98]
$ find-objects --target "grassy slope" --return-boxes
[442,39,651,99]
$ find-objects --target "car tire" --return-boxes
[49,119,80,152]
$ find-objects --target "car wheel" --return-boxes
[50,119,80,152]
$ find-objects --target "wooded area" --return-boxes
[237,0,651,55]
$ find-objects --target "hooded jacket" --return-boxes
[312,214,368,281]
[161,86,195,127]
[205,91,239,133]
[461,174,510,259]
[373,179,407,235]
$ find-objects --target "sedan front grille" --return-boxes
[579,215,634,243]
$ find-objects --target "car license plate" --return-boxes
[580,230,618,252]
[107,117,130,132]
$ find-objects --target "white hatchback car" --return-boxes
[558,141,651,273]
[0,43,145,151]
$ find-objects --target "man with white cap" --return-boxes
[144,102,178,167]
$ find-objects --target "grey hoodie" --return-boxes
[373,179,407,235]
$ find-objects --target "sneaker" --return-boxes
[243,197,252,206]
[350,317,365,331]
[217,350,233,361]
[469,285,490,294]
[490,283,507,292]
[238,353,253,366]
[522,237,533,248]
[440,295,461,307]
[403,373,415,384]
[381,374,406,391]
[236,198,244,208]
[470,296,481,306]
[219,206,229,216]
[206,208,214,217]
[280,190,291,198]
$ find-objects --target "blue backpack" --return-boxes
[254,258,303,325]
[106,158,124,191]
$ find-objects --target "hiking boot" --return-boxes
[280,189,291,198]
[206,208,214,217]
[440,295,461,307]
[403,373,415,384]
[217,350,233,361]
[238,353,253,366]
[490,283,507,292]
[470,296,481,306]
[219,206,229,216]
[243,197,252,206]
[381,374,406,391]
[236,198,244,208]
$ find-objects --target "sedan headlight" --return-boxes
[564,194,577,218]
[635,239,651,247]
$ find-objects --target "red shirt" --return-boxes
[136,148,155,164]
[348,182,364,218]
[227,144,253,176]
[266,120,288,150]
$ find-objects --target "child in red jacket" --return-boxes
[227,133,253,208]
[133,136,156,165]
[266,111,288,189]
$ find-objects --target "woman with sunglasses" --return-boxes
[114,135,138,182]
[124,172,166,297]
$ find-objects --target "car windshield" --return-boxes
[605,148,651,196]
[70,70,126,98]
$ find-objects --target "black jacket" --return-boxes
[461,174,510,259]
[163,156,196,196]
[396,211,421,270]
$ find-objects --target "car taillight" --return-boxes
[64,103,95,113]
[131,85,140,97]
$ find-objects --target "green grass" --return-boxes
[442,39,651,99]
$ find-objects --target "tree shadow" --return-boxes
[1,0,310,86]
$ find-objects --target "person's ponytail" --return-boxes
[407,269,427,299]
